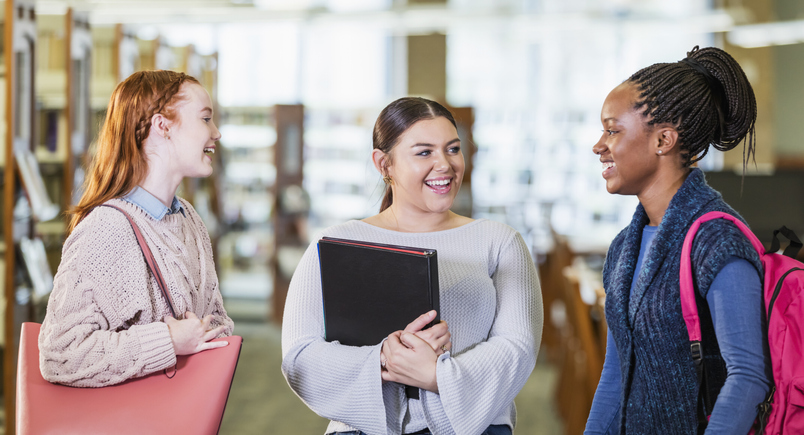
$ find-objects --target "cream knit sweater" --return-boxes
[282,219,543,435]
[39,198,233,387]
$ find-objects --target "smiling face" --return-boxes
[384,117,464,215]
[592,83,661,196]
[167,83,221,179]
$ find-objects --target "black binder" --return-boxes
[317,237,440,346]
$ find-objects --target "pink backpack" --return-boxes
[680,211,804,434]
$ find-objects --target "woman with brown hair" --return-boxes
[282,97,542,435]
[39,70,233,387]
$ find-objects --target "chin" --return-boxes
[427,203,455,214]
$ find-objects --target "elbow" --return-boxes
[39,365,60,384]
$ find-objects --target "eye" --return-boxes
[448,145,461,154]
[603,129,618,136]
[203,118,212,123]
[416,150,431,156]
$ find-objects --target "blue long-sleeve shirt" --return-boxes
[585,225,769,434]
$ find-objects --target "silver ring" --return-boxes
[381,359,386,368]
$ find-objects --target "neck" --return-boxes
[140,163,182,207]
[377,205,458,233]
[638,168,691,226]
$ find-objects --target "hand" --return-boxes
[381,331,439,393]
[404,310,452,356]
[165,311,228,356]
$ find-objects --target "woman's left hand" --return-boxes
[381,331,439,393]
[403,310,452,356]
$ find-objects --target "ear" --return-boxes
[150,113,171,140]
[371,149,391,176]
[653,126,679,155]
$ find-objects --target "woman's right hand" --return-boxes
[403,310,451,355]
[165,311,228,356]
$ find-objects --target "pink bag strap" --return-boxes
[679,211,765,342]
[98,204,178,319]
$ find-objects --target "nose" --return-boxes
[592,134,607,156]
[211,121,222,142]
[434,150,450,171]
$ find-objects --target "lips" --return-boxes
[601,161,615,177]
[425,177,453,194]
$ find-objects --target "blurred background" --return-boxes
[0,0,803,433]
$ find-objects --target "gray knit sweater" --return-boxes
[281,219,543,435]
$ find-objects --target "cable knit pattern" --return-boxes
[39,197,234,387]
[602,169,762,434]
[281,219,543,435]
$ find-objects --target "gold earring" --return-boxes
[383,175,392,184]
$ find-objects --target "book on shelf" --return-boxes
[20,236,54,299]
[15,142,60,222]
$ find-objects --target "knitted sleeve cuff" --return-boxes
[133,322,177,373]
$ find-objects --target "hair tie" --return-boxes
[680,57,727,140]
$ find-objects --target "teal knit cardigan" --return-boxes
[602,168,762,434]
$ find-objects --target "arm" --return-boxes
[206,289,234,338]
[38,210,176,387]
[281,241,401,435]
[585,329,622,435]
[704,258,770,434]
[183,198,234,336]
[435,232,543,435]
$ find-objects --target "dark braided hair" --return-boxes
[627,46,757,167]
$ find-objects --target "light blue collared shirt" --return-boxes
[122,186,185,220]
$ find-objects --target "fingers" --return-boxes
[185,311,199,321]
[203,325,226,341]
[416,321,449,342]
[200,315,215,332]
[404,310,437,334]
[199,340,229,351]
[399,332,430,351]
[434,340,452,356]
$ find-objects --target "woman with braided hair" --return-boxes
[585,46,770,434]
[39,70,233,387]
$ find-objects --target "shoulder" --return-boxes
[70,202,136,243]
[691,213,762,294]
[472,219,520,245]
[61,201,143,267]
[693,210,757,257]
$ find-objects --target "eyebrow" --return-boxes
[602,117,618,123]
[200,107,213,114]
[411,138,461,147]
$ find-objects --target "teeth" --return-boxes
[602,162,615,171]
[204,148,215,154]
[426,179,450,186]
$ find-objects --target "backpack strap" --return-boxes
[680,211,765,430]
[769,226,802,259]
[680,211,765,341]
[97,204,178,319]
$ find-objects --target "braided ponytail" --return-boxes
[627,46,757,167]
[69,70,200,233]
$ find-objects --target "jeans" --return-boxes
[333,424,512,435]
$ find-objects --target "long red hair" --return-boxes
[68,70,200,234]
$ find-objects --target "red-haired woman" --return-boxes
[39,70,233,387]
